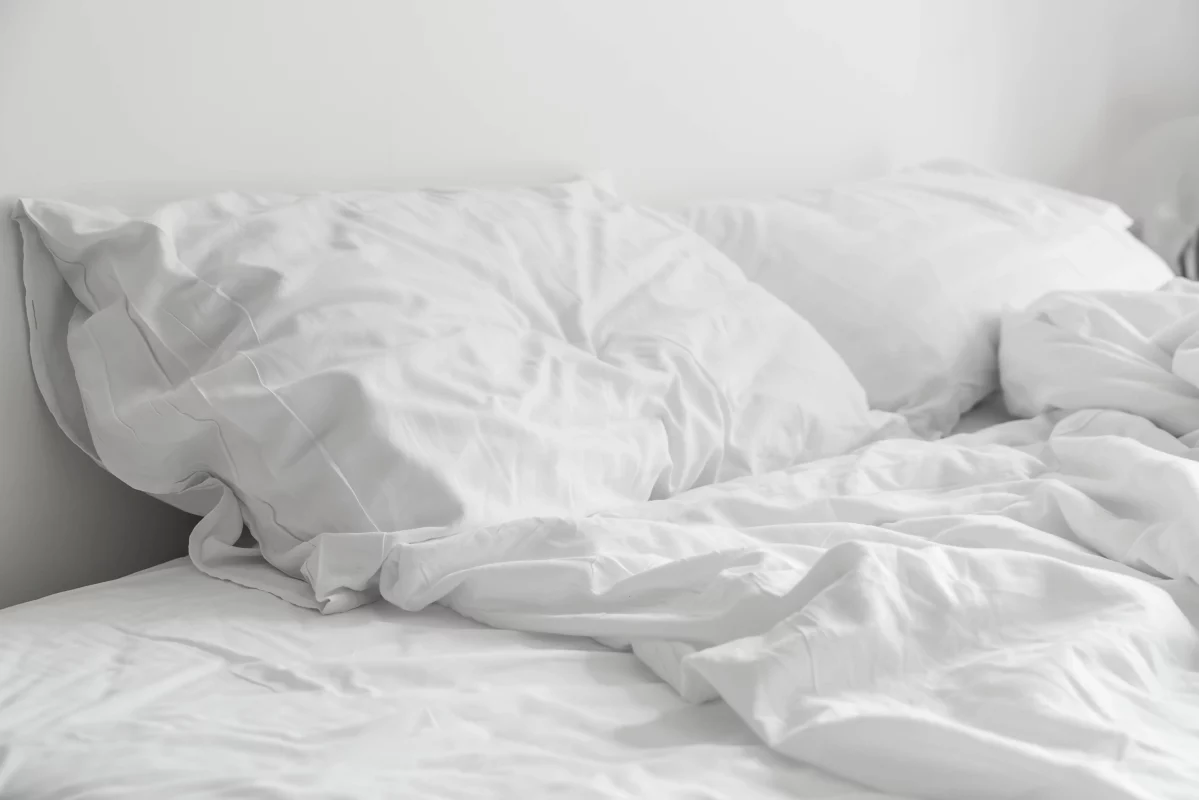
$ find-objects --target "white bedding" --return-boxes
[366,417,1199,800]
[0,559,899,800]
[10,283,1199,799]
[11,179,1199,799]
[337,281,1199,799]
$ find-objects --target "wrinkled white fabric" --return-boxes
[19,180,1199,798]
[1001,278,1199,441]
[289,286,1199,800]
[15,180,900,611]
[361,411,1199,800]
[0,560,903,800]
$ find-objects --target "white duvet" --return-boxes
[350,282,1199,799]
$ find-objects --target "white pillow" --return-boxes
[676,160,1174,437]
[17,178,899,609]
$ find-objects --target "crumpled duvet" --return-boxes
[367,413,1199,800]
[178,279,1199,798]
[284,279,1199,800]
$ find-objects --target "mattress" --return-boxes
[0,559,895,799]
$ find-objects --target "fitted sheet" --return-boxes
[0,558,899,800]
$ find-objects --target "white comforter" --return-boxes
[284,281,1199,799]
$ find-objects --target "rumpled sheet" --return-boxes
[285,280,1199,799]
[0,560,903,800]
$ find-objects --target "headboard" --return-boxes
[4,0,1199,607]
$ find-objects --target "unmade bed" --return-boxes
[6,160,1199,800]
[13,4,1199,797]
[7,399,1199,799]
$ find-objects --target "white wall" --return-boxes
[2,0,1198,607]
[901,0,1199,195]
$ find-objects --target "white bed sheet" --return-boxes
[0,558,899,800]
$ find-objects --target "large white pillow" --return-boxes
[17,178,900,609]
[676,161,1175,437]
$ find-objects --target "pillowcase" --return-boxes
[17,178,900,610]
[675,160,1175,437]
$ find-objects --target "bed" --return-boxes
[7,371,1199,800]
[9,183,1199,797]
[0,396,1003,800]
[8,142,1199,800]
[0,389,1170,800]
[8,4,1199,800]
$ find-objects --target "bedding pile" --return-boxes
[16,169,1199,799]
[377,282,1199,799]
